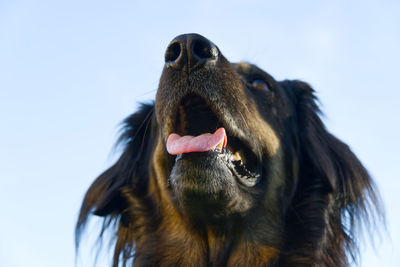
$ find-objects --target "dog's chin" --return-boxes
[169,151,259,222]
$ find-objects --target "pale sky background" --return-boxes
[0,0,399,266]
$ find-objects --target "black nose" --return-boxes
[165,33,219,71]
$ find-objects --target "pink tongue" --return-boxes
[166,128,227,155]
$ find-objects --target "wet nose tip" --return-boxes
[164,33,218,70]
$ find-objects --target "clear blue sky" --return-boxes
[0,0,399,266]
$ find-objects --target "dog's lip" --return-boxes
[173,148,261,185]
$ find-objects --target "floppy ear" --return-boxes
[76,102,155,240]
[292,80,378,208]
[284,80,382,264]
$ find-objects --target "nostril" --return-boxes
[165,34,219,70]
[192,39,216,60]
[165,41,182,63]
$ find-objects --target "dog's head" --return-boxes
[77,34,382,266]
[156,34,291,222]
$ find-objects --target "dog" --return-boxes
[76,33,381,266]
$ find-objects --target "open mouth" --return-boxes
[166,94,260,183]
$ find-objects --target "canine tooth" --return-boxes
[233,150,246,163]
[233,151,242,161]
[216,140,224,151]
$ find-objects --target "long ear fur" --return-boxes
[283,81,383,266]
[75,102,155,266]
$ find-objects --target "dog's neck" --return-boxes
[205,224,280,266]
[132,201,280,267]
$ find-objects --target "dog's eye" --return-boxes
[251,79,269,91]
